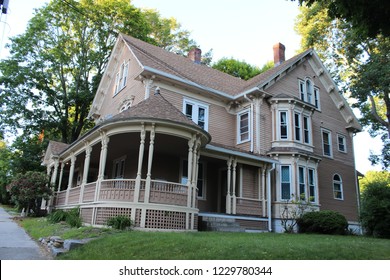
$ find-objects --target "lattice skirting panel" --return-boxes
[80,208,94,224]
[95,207,132,226]
[145,209,186,230]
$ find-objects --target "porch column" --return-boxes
[261,167,266,216]
[226,157,232,214]
[134,124,146,204]
[231,158,237,215]
[191,137,201,230]
[186,135,195,230]
[80,144,92,203]
[65,153,76,205]
[57,162,65,193]
[95,132,110,202]
[47,160,59,211]
[266,163,276,232]
[144,124,155,204]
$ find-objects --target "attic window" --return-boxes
[114,61,129,96]
[299,79,320,109]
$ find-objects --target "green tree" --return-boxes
[0,0,197,144]
[291,0,390,38]
[359,171,390,193]
[360,179,390,238]
[295,3,390,169]
[0,140,12,204]
[212,58,273,80]
[8,171,52,215]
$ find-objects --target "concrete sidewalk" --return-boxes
[0,206,52,260]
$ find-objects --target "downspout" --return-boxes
[244,94,254,152]
[267,163,276,232]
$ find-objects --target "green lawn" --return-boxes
[18,217,390,260]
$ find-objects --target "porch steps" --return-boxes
[199,216,245,232]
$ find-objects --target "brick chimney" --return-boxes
[273,43,286,66]
[188,47,202,64]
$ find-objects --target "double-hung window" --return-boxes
[280,165,291,200]
[333,174,343,200]
[113,156,126,179]
[308,168,316,202]
[294,113,301,141]
[237,109,250,143]
[337,134,347,153]
[183,99,209,131]
[114,61,129,95]
[181,159,205,199]
[303,115,310,144]
[279,111,288,140]
[299,79,320,109]
[322,129,332,157]
[298,166,306,200]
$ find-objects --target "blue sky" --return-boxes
[0,0,382,173]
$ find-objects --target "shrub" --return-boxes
[107,215,132,230]
[360,181,390,238]
[48,209,68,223]
[47,208,82,228]
[297,210,348,235]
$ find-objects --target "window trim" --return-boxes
[337,134,347,153]
[321,128,333,158]
[113,61,129,96]
[280,165,292,200]
[298,78,320,109]
[333,174,344,200]
[181,159,206,200]
[278,111,289,140]
[237,109,251,144]
[183,98,209,131]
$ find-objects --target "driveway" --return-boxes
[0,206,52,260]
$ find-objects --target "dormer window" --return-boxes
[114,61,129,96]
[299,79,320,109]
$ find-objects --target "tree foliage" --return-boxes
[359,171,390,193]
[212,58,273,80]
[0,0,198,144]
[360,179,390,238]
[295,3,390,169]
[8,171,52,215]
[0,140,12,203]
[292,0,390,38]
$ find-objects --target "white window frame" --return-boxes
[113,61,129,96]
[237,109,251,144]
[112,156,126,179]
[298,166,306,200]
[298,79,320,109]
[294,112,301,142]
[183,98,209,131]
[303,115,311,144]
[280,165,292,200]
[278,111,289,140]
[181,159,206,200]
[337,134,347,153]
[333,174,344,200]
[308,168,316,202]
[321,128,333,158]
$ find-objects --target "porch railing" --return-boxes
[54,179,189,208]
[236,197,264,216]
[150,180,188,206]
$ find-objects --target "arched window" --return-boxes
[333,174,343,200]
[299,78,320,109]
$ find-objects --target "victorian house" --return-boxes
[43,34,362,232]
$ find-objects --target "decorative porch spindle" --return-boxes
[191,137,201,209]
[144,124,156,203]
[186,135,195,230]
[65,153,76,205]
[134,124,146,203]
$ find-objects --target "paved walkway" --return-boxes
[0,206,52,260]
